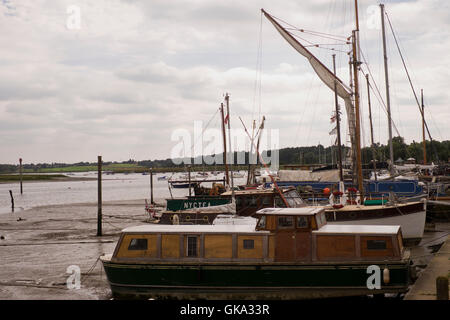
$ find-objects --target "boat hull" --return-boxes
[101,260,410,300]
[326,202,426,246]
[166,197,230,211]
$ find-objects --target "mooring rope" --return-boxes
[81,257,101,285]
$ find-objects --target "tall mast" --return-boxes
[380,3,395,175]
[332,54,344,182]
[225,93,235,195]
[246,120,256,185]
[354,0,361,63]
[220,103,230,186]
[421,89,427,165]
[366,74,377,181]
[351,30,364,197]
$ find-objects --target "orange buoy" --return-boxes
[323,188,331,195]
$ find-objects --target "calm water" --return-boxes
[0,171,246,215]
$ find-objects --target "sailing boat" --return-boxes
[261,6,426,246]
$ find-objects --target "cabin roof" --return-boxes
[220,187,294,196]
[256,207,325,216]
[313,224,400,235]
[121,224,267,234]
[220,189,277,196]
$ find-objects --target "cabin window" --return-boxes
[243,239,254,249]
[236,197,243,206]
[316,212,326,227]
[249,197,257,207]
[285,190,304,207]
[297,216,308,228]
[262,196,271,205]
[367,240,387,250]
[187,236,198,257]
[278,216,294,228]
[257,216,266,229]
[274,197,284,207]
[128,238,148,251]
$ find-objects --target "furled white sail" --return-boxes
[261,9,357,156]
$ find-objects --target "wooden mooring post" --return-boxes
[97,156,102,236]
[19,158,23,194]
[188,165,192,197]
[150,168,154,204]
[9,190,14,212]
[436,276,449,300]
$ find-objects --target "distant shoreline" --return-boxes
[0,174,97,184]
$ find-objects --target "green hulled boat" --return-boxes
[101,206,411,299]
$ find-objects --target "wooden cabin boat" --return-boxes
[100,206,411,299]
[159,187,304,224]
[263,182,426,246]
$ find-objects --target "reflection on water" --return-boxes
[0,171,245,215]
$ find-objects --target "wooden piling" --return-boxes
[150,168,154,204]
[97,156,102,237]
[188,165,191,197]
[436,276,449,300]
[19,158,23,194]
[9,190,14,212]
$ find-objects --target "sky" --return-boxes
[1,0,449,164]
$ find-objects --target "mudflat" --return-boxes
[0,200,149,299]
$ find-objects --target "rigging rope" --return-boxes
[189,107,220,158]
[359,48,401,137]
[284,27,348,42]
[384,10,439,161]
[252,11,263,127]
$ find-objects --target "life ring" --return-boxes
[329,191,345,209]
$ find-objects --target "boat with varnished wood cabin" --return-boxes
[100,206,412,299]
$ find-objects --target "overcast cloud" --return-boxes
[1,0,448,164]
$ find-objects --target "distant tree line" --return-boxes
[1,137,448,173]
[361,137,450,164]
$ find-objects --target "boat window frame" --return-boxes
[366,239,387,250]
[277,215,294,229]
[243,239,255,250]
[128,238,148,251]
[249,196,258,207]
[257,216,266,230]
[274,196,285,207]
[262,196,272,206]
[296,216,309,229]
[315,212,326,228]
[284,189,304,207]
[186,235,199,257]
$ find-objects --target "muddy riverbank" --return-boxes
[0,200,149,299]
